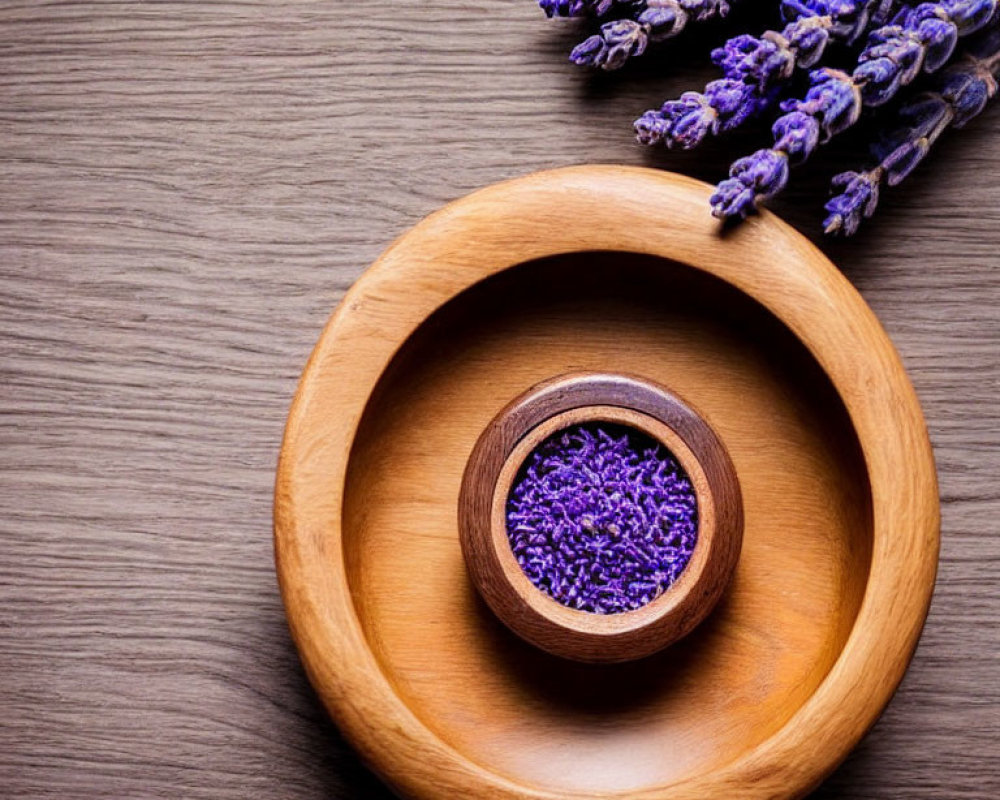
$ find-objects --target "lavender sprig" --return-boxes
[538,0,641,18]
[825,29,1000,234]
[636,0,885,148]
[711,0,999,219]
[571,0,732,70]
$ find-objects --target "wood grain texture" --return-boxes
[458,372,743,663]
[0,2,996,799]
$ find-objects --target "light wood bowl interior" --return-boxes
[341,252,872,793]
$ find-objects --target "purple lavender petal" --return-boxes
[539,0,621,18]
[506,423,699,614]
[823,170,882,234]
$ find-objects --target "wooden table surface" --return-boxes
[1,3,997,798]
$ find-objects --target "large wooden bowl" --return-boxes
[274,166,939,799]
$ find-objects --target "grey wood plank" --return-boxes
[1,1,997,797]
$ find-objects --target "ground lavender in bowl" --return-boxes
[506,423,699,614]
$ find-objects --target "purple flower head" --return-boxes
[681,0,732,22]
[570,34,608,66]
[772,111,821,161]
[823,170,882,235]
[939,60,997,124]
[539,0,617,17]
[710,149,790,218]
[916,16,963,69]
[936,0,999,33]
[781,68,862,138]
[638,4,686,41]
[710,178,758,219]
[708,77,765,130]
[640,79,761,150]
[506,423,699,615]
[571,18,649,69]
[854,56,911,104]
[658,92,716,149]
[712,33,796,88]
[782,18,835,67]
[634,108,672,145]
[860,26,932,83]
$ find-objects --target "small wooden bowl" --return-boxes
[459,372,743,663]
[274,166,939,800]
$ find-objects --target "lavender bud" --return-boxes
[711,34,795,88]
[570,0,731,71]
[661,92,717,148]
[823,170,882,235]
[939,63,995,123]
[570,34,608,66]
[710,179,760,220]
[708,78,765,130]
[918,17,963,70]
[781,68,863,138]
[634,109,672,144]
[710,149,790,219]
[571,18,649,68]
[940,0,998,33]
[782,19,833,67]
[639,5,686,41]
[539,0,621,17]
[772,111,821,161]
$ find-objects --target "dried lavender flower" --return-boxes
[506,423,698,614]
[637,0,886,149]
[711,0,999,219]
[539,0,637,18]
[825,27,1000,234]
[571,0,732,70]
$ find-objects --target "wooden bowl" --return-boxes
[274,166,939,800]
[458,372,743,663]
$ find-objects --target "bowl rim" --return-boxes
[274,165,939,800]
